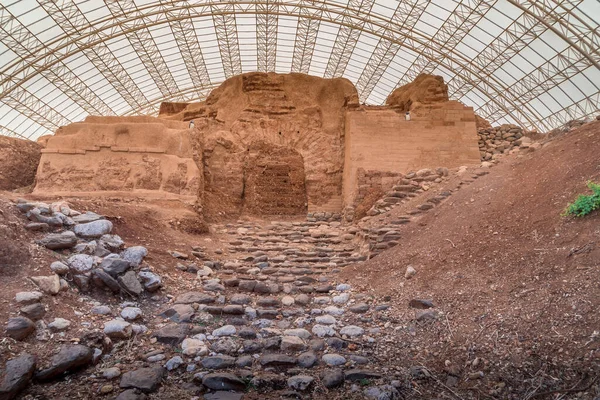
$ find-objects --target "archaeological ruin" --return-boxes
[0,2,599,400]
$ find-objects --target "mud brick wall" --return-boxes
[343,101,480,206]
[34,116,202,197]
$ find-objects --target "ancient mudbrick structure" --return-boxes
[35,116,201,198]
[34,72,481,219]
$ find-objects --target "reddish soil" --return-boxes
[341,120,600,398]
[0,136,41,191]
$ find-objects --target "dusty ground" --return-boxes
[342,120,600,398]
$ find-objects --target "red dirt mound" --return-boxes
[0,136,42,191]
[342,120,600,397]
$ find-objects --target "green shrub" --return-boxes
[563,181,600,217]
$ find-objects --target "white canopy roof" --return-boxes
[1,0,599,140]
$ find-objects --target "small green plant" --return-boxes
[359,378,371,386]
[563,181,600,217]
[242,377,256,390]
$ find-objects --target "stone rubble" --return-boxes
[1,167,496,399]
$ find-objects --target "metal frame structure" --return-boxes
[0,0,598,140]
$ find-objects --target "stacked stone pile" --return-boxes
[14,199,162,299]
[357,166,489,258]
[365,167,449,217]
[477,124,526,161]
[2,207,415,399]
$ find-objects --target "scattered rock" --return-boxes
[20,303,46,320]
[201,356,236,370]
[297,351,318,368]
[345,369,382,381]
[0,353,36,399]
[120,246,148,267]
[102,367,122,380]
[115,389,148,400]
[37,231,77,250]
[281,336,306,351]
[120,366,165,393]
[104,320,132,339]
[260,354,297,368]
[340,325,364,337]
[212,325,236,337]
[138,271,162,292]
[67,254,94,274]
[408,299,434,309]
[287,375,314,391]
[91,305,112,315]
[311,324,336,337]
[118,271,143,296]
[165,356,184,371]
[50,261,69,275]
[100,258,131,277]
[405,265,417,279]
[74,220,113,238]
[349,303,369,313]
[48,318,71,332]
[121,307,142,321]
[181,338,208,356]
[152,324,189,345]
[99,234,124,252]
[322,369,344,388]
[201,373,245,391]
[30,275,61,295]
[322,354,346,366]
[6,317,35,341]
[364,385,400,400]
[35,345,93,381]
[175,292,215,304]
[15,292,43,305]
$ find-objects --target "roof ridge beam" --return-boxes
[210,1,242,78]
[291,0,323,73]
[0,3,115,117]
[256,0,279,72]
[37,0,150,111]
[354,0,429,102]
[106,0,181,98]
[323,0,375,79]
[161,0,212,98]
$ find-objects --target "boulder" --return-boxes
[0,353,36,399]
[67,254,94,274]
[37,231,77,250]
[201,373,245,391]
[74,220,113,238]
[120,246,148,267]
[6,317,35,341]
[100,258,131,277]
[35,345,93,381]
[104,320,132,339]
[119,367,165,393]
[14,291,43,305]
[118,271,143,296]
[137,271,162,292]
[30,275,61,295]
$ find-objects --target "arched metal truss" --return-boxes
[0,0,598,140]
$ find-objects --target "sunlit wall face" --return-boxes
[0,0,598,140]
